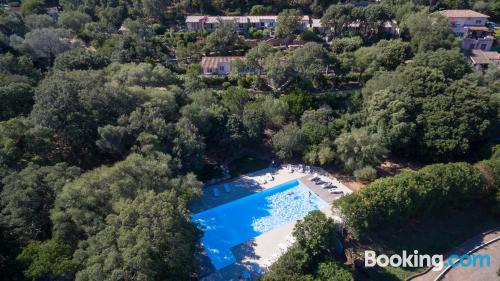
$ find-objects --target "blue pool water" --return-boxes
[192,179,327,270]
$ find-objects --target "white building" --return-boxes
[186,15,311,33]
[201,56,244,75]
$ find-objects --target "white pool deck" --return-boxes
[193,165,353,281]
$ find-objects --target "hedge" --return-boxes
[334,162,498,239]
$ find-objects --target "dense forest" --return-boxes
[0,0,499,280]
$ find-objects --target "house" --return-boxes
[201,56,245,75]
[186,15,311,33]
[469,49,500,72]
[438,9,494,51]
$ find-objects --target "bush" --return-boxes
[250,5,272,15]
[353,166,377,181]
[316,261,354,281]
[335,162,486,238]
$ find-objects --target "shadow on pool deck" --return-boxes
[199,240,263,281]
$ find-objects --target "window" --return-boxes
[475,19,482,24]
[219,65,224,71]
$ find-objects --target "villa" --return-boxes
[438,9,494,51]
[201,56,245,75]
[191,165,352,280]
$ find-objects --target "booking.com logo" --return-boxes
[364,250,491,271]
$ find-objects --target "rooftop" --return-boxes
[470,49,500,65]
[438,9,489,18]
[201,56,245,69]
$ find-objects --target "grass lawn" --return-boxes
[229,156,269,177]
[354,205,500,280]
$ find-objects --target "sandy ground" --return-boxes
[195,165,353,281]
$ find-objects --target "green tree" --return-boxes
[204,20,241,55]
[73,191,201,281]
[293,211,337,258]
[315,261,354,281]
[51,153,201,243]
[334,128,388,172]
[11,28,73,66]
[290,42,331,89]
[419,78,495,160]
[250,5,272,15]
[173,118,206,171]
[321,4,354,36]
[411,48,471,80]
[0,163,80,242]
[401,11,457,53]
[24,14,55,29]
[0,118,54,174]
[276,9,302,38]
[17,239,77,280]
[57,11,92,33]
[111,62,176,88]
[331,36,362,54]
[53,48,110,71]
[32,70,140,165]
[281,89,313,120]
[20,0,46,16]
[272,123,305,159]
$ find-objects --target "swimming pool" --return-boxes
[192,179,328,270]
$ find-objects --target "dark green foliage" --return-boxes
[53,48,111,71]
[334,162,487,238]
[263,211,354,281]
[401,11,458,53]
[17,239,77,280]
[412,49,471,80]
[51,153,201,243]
[0,118,54,175]
[73,191,201,281]
[294,211,337,258]
[364,66,496,161]
[31,70,141,165]
[0,163,81,242]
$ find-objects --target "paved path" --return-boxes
[409,229,500,281]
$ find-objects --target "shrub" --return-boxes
[334,162,486,238]
[353,166,377,181]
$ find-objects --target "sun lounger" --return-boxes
[287,164,293,173]
[320,182,332,188]
[298,164,304,173]
[309,173,319,181]
[212,187,220,197]
[305,165,311,174]
[223,183,231,193]
[330,190,344,195]
[266,173,274,181]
